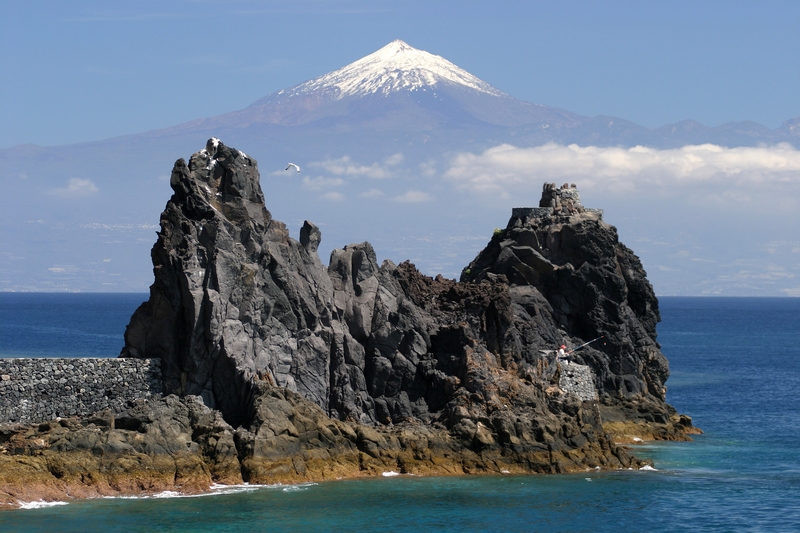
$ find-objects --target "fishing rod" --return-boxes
[567,335,605,354]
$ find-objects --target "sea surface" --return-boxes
[0,295,798,532]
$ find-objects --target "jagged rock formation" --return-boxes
[121,137,694,439]
[0,139,697,507]
[459,194,684,436]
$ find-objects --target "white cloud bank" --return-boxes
[360,188,385,199]
[393,190,433,203]
[310,153,403,180]
[47,178,99,198]
[322,191,346,202]
[444,143,800,208]
[302,176,345,191]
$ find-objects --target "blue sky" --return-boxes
[2,0,799,148]
[2,0,799,296]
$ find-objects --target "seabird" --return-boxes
[285,163,300,173]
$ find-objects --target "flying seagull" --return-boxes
[285,163,300,173]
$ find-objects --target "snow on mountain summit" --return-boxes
[275,40,509,100]
[235,39,585,129]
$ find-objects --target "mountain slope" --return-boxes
[263,39,510,100]
[175,40,586,131]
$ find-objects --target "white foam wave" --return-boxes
[102,482,284,501]
[381,471,400,477]
[17,500,69,510]
[209,483,277,494]
[639,465,659,471]
[21,482,318,507]
[281,482,318,492]
[152,491,184,499]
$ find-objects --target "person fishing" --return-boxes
[556,336,605,360]
[557,344,568,359]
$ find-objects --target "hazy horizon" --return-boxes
[2,1,799,297]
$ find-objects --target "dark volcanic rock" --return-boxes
[0,384,638,508]
[461,186,681,434]
[120,138,335,427]
[119,139,692,440]
[0,139,700,507]
[0,395,241,507]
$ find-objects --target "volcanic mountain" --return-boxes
[176,40,586,134]
[165,39,798,148]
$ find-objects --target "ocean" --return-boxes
[1,295,798,532]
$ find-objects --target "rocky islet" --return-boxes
[0,139,698,508]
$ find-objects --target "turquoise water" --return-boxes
[1,296,799,532]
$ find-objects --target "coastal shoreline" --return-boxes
[1,386,696,511]
[1,447,665,512]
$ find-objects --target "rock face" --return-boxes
[0,384,637,508]
[459,191,683,435]
[0,139,698,507]
[0,395,240,507]
[120,138,692,438]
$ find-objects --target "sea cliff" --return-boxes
[0,140,697,509]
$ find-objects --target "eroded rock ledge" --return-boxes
[0,142,697,508]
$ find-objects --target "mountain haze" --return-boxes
[1,40,799,296]
[152,40,798,149]
[175,40,586,133]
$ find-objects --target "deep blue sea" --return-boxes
[1,295,799,532]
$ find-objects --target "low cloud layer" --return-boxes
[321,191,346,202]
[444,143,800,209]
[301,176,345,191]
[393,190,433,203]
[310,153,403,180]
[47,178,99,198]
[360,189,385,199]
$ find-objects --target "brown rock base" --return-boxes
[1,385,650,510]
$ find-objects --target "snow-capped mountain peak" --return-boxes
[275,39,508,100]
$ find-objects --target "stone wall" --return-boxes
[509,183,605,220]
[559,362,599,402]
[0,358,162,424]
[539,182,583,210]
[512,207,604,220]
